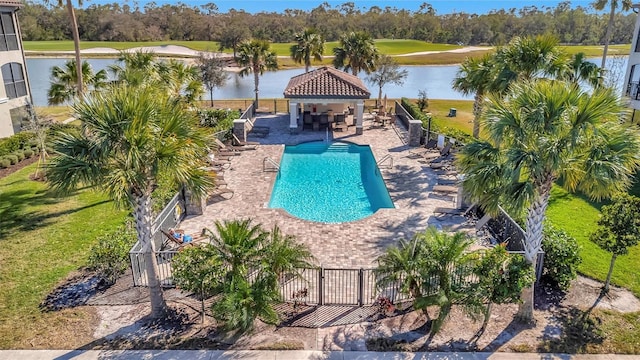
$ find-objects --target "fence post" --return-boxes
[274,99,277,114]
[358,268,364,307]
[318,266,324,306]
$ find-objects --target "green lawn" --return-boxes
[0,162,128,348]
[546,184,640,298]
[25,39,465,58]
[560,44,630,57]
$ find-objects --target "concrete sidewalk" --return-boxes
[1,350,637,360]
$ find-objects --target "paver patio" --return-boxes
[180,114,472,268]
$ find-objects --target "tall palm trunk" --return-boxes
[472,92,483,139]
[601,2,616,69]
[134,192,167,318]
[65,0,83,97]
[517,176,553,322]
[253,68,260,108]
[604,254,617,293]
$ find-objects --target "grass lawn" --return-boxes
[35,106,72,123]
[560,44,630,57]
[0,163,128,348]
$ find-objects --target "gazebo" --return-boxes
[283,66,371,135]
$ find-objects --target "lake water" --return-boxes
[25,57,625,106]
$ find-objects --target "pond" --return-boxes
[25,56,625,106]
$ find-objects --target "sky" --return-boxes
[81,0,603,14]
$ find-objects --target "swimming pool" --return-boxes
[268,141,394,223]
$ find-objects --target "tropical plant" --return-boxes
[88,224,137,285]
[592,0,632,69]
[560,52,604,88]
[366,55,408,107]
[47,59,108,105]
[24,106,53,179]
[589,193,640,293]
[470,245,534,339]
[46,83,213,318]
[44,0,84,97]
[172,245,221,323]
[452,53,497,139]
[201,219,314,332]
[375,227,475,335]
[110,51,203,104]
[491,35,566,94]
[196,52,229,107]
[457,79,640,322]
[236,39,279,108]
[542,225,582,290]
[290,28,325,73]
[157,59,204,104]
[332,31,380,76]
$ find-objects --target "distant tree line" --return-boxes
[20,1,635,45]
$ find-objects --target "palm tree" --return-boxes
[47,84,213,318]
[290,28,325,73]
[457,80,640,322]
[236,40,278,108]
[452,54,497,139]
[109,50,159,87]
[47,60,107,105]
[492,35,566,94]
[559,52,604,88]
[333,31,380,76]
[45,0,84,97]
[593,0,632,69]
[375,227,474,335]
[205,219,314,332]
[158,60,204,104]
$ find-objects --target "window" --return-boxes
[2,62,27,99]
[0,12,18,51]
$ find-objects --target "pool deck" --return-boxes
[180,114,472,268]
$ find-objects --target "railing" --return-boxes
[376,154,394,169]
[263,156,280,172]
[240,101,255,120]
[394,100,414,129]
[129,190,186,286]
[626,81,640,100]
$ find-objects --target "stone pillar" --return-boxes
[355,101,364,135]
[184,188,206,215]
[408,120,422,146]
[233,119,246,142]
[289,102,298,134]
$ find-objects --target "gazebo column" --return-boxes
[289,101,299,134]
[355,101,364,135]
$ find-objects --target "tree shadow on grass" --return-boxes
[0,186,110,239]
[537,307,604,353]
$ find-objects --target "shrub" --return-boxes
[542,225,582,290]
[31,146,40,154]
[197,108,240,133]
[88,225,137,285]
[14,150,24,161]
[0,131,35,157]
[5,154,18,165]
[23,148,34,158]
[0,158,10,168]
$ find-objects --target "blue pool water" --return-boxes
[268,142,394,223]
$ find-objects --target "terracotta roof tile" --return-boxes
[283,66,370,99]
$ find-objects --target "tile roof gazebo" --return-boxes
[283,66,371,135]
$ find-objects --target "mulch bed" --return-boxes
[0,155,39,179]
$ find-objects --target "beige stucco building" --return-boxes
[0,0,31,138]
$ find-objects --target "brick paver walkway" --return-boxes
[180,114,471,268]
